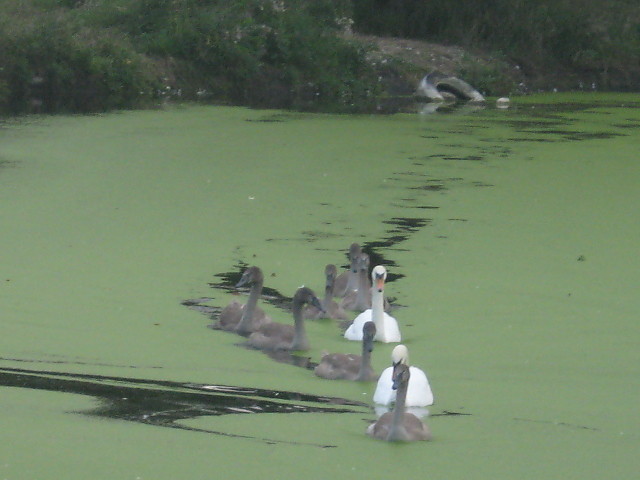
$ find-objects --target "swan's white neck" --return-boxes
[371,284,386,340]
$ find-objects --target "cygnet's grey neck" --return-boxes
[323,274,335,306]
[345,243,362,290]
[290,296,309,351]
[387,368,409,441]
[354,265,370,309]
[355,337,374,381]
[236,277,262,334]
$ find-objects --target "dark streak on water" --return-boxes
[507,137,558,143]
[513,417,598,432]
[515,129,625,141]
[0,365,367,447]
[613,121,640,129]
[0,159,17,169]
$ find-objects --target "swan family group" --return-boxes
[212,243,433,442]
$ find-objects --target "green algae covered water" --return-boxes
[1,94,638,479]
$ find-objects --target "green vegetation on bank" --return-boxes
[0,0,638,115]
[0,0,376,114]
[354,0,640,92]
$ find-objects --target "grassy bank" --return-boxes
[0,0,638,115]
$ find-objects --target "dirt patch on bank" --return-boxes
[355,34,474,73]
[351,33,525,97]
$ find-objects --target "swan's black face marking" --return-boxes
[391,363,410,390]
[374,272,385,292]
[363,322,377,352]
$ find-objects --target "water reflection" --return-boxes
[208,262,292,310]
[374,404,431,419]
[418,101,486,116]
[0,365,366,447]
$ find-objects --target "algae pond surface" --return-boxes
[1,94,638,479]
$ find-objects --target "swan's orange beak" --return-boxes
[375,275,385,293]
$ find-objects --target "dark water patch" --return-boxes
[472,181,494,187]
[507,137,559,143]
[0,356,162,370]
[391,170,431,178]
[264,231,353,245]
[211,262,250,290]
[431,410,472,417]
[245,113,305,123]
[513,417,598,432]
[208,263,292,311]
[388,172,449,199]
[382,217,431,234]
[0,158,18,169]
[613,121,640,129]
[564,131,625,141]
[360,238,407,275]
[246,117,286,123]
[301,230,343,241]
[0,366,366,447]
[520,129,625,141]
[410,153,452,163]
[442,128,476,135]
[440,154,485,161]
[182,298,221,317]
[502,119,569,131]
[530,128,587,135]
[391,202,439,210]
[476,144,512,159]
[515,102,612,116]
[410,182,447,191]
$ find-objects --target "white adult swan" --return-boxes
[304,264,348,320]
[373,344,434,407]
[367,363,432,442]
[333,243,361,297]
[344,265,400,343]
[246,287,321,351]
[314,321,377,381]
[214,266,272,335]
